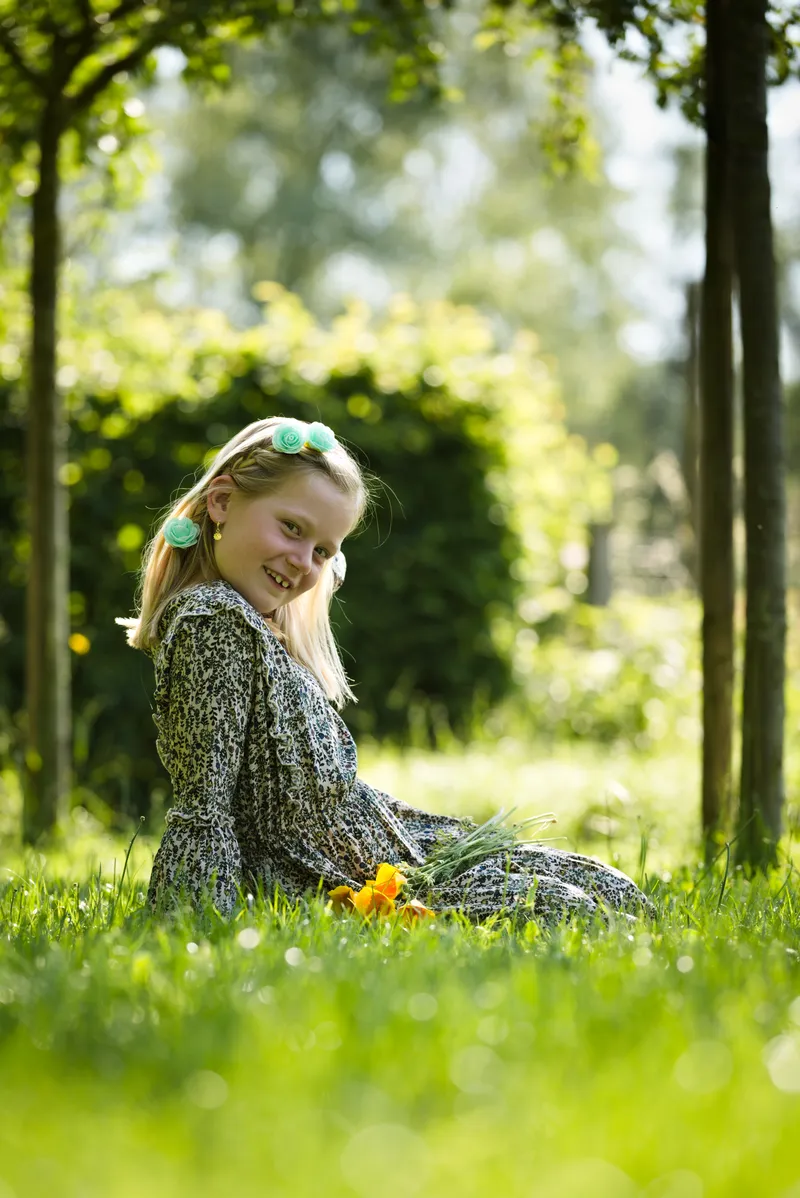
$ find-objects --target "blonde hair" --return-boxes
[119,417,371,708]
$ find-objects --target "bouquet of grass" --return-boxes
[402,806,557,894]
[328,808,556,921]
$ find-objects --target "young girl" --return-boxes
[122,416,649,924]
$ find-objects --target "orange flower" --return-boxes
[328,864,435,921]
[397,899,436,922]
[353,884,396,918]
[372,863,408,900]
[328,885,357,912]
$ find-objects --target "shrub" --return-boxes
[489,594,703,749]
[1,285,604,818]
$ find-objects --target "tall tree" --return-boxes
[731,0,787,867]
[520,0,794,864]
[698,0,734,850]
[0,0,439,842]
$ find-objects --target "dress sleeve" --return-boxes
[146,606,256,918]
[369,788,476,855]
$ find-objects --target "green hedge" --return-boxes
[2,287,594,820]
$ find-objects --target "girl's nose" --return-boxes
[287,543,313,574]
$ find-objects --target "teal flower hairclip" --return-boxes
[272,419,337,455]
[272,420,307,454]
[163,515,201,548]
[331,550,347,592]
[306,422,337,452]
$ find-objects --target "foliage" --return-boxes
[0,0,613,222]
[0,0,443,162]
[503,593,702,747]
[1,834,800,1197]
[131,15,639,431]
[484,584,800,807]
[0,276,608,816]
[500,1,800,123]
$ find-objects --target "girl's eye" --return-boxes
[283,520,328,559]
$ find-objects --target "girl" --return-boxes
[122,416,649,923]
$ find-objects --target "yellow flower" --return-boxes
[372,863,408,900]
[397,899,436,922]
[328,885,357,913]
[328,863,435,922]
[353,884,395,918]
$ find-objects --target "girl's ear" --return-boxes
[207,475,235,523]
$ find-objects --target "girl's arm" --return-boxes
[147,606,257,917]
[367,787,476,854]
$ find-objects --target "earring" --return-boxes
[213,522,223,542]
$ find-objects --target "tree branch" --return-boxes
[0,25,43,89]
[68,37,158,113]
[106,0,150,24]
[62,0,100,79]
[76,0,93,27]
[62,0,149,82]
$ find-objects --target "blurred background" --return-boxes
[2,12,800,863]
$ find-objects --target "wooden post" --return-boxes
[587,523,612,607]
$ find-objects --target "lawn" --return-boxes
[1,740,799,1198]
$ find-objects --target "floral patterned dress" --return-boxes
[146,581,649,923]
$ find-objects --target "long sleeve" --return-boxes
[366,787,475,855]
[147,605,257,917]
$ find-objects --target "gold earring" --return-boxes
[213,522,223,542]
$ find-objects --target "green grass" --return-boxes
[359,737,704,877]
[2,741,800,1197]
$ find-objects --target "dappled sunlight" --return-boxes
[358,738,701,877]
[2,0,799,1192]
[1,861,800,1196]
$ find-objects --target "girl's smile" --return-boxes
[207,471,358,616]
[263,566,294,590]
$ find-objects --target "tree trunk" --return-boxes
[699,0,735,852]
[682,280,700,585]
[23,99,71,843]
[586,522,612,606]
[731,0,786,868]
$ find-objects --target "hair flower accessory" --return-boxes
[271,418,338,455]
[272,419,307,454]
[306,422,337,452]
[163,515,201,548]
[331,550,347,592]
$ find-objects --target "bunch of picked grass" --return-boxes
[402,807,557,894]
[328,809,556,920]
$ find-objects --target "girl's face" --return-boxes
[207,471,358,616]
